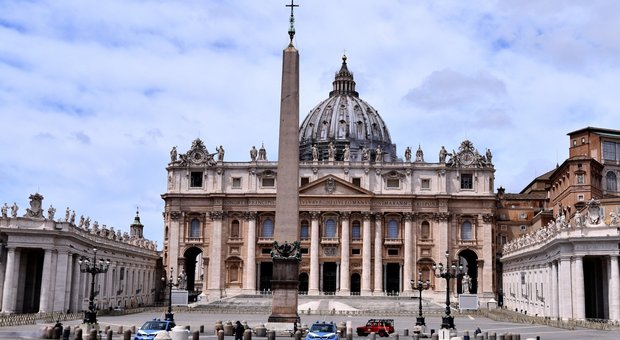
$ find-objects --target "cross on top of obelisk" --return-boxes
[286,0,299,43]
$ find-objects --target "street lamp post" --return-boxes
[410,271,431,326]
[161,268,179,322]
[432,250,463,330]
[78,248,110,325]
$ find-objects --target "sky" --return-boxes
[1,0,619,247]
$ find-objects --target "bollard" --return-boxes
[224,321,234,336]
[200,325,204,333]
[431,333,438,340]
[488,332,496,340]
[89,329,97,340]
[267,330,276,340]
[403,329,409,336]
[218,329,224,340]
[393,333,399,340]
[295,330,302,340]
[346,332,352,340]
[106,329,113,340]
[476,335,484,340]
[132,325,136,334]
[244,328,252,340]
[118,326,124,335]
[75,328,83,340]
[413,334,419,340]
[53,326,63,339]
[370,332,376,340]
[62,328,71,340]
[255,324,267,337]
[215,320,224,334]
[46,326,54,339]
[192,330,200,340]
[463,330,470,340]
[123,329,132,340]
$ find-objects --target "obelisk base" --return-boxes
[268,257,300,323]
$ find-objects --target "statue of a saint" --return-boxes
[64,207,70,222]
[328,142,335,161]
[78,215,85,228]
[311,144,318,161]
[258,144,266,160]
[216,145,225,161]
[70,210,76,224]
[178,271,187,290]
[47,205,56,220]
[343,144,350,161]
[404,146,412,162]
[170,146,177,163]
[462,274,471,294]
[375,145,382,163]
[84,217,91,230]
[486,148,493,164]
[439,146,448,163]
[1,203,7,218]
[250,146,257,161]
[10,202,18,218]
[361,146,369,161]
[415,145,424,162]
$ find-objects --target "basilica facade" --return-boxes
[162,56,498,302]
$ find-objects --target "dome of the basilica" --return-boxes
[299,55,397,162]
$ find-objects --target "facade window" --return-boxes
[577,194,585,201]
[352,177,361,187]
[572,139,577,146]
[262,219,274,238]
[387,249,398,256]
[606,171,617,191]
[230,220,240,238]
[300,220,309,240]
[519,213,527,220]
[324,218,337,238]
[300,177,310,186]
[190,171,203,187]
[232,177,241,188]
[421,178,430,190]
[351,248,361,255]
[519,225,527,232]
[387,219,398,239]
[461,221,473,240]
[603,141,618,161]
[499,234,507,245]
[189,218,201,238]
[351,221,361,240]
[576,173,584,184]
[421,221,430,239]
[460,174,473,189]
[386,178,399,188]
[262,178,275,187]
[581,137,585,144]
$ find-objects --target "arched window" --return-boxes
[231,220,240,238]
[189,218,201,238]
[324,218,337,238]
[461,221,473,240]
[351,221,361,240]
[387,219,399,239]
[262,218,274,238]
[606,171,617,191]
[421,221,430,239]
[300,220,309,240]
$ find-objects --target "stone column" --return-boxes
[201,258,209,294]
[54,251,69,312]
[609,255,620,322]
[403,213,413,294]
[309,212,320,295]
[244,213,257,292]
[373,213,383,295]
[167,212,182,271]
[70,256,82,312]
[1,248,19,313]
[549,261,557,319]
[435,212,449,292]
[361,213,372,295]
[339,212,351,295]
[558,257,571,320]
[64,253,74,312]
[39,249,53,312]
[573,256,585,320]
[208,211,224,298]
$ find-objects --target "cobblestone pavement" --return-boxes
[1,311,619,340]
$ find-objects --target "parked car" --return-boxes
[356,319,395,337]
[305,321,337,340]
[134,319,176,340]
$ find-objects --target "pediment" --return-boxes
[300,175,373,196]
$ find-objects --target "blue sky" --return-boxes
[1,0,619,246]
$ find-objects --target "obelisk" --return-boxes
[268,0,301,323]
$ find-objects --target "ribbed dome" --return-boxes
[299,55,396,162]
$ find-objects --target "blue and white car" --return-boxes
[134,319,175,340]
[305,321,337,340]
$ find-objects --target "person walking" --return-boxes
[235,321,245,340]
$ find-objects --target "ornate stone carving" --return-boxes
[325,178,336,193]
[271,241,301,260]
[404,212,413,221]
[446,140,491,168]
[482,214,494,223]
[210,211,225,220]
[245,211,257,220]
[586,198,601,225]
[169,211,181,220]
[24,193,44,218]
[434,212,450,222]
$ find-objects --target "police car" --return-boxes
[134,319,175,340]
[305,321,337,340]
